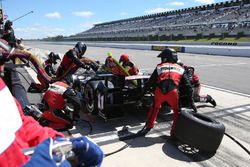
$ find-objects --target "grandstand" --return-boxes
[66,0,250,41]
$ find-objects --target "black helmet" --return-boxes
[157,48,178,63]
[48,52,61,64]
[74,42,87,56]
[5,20,13,27]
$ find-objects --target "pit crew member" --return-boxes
[56,42,89,78]
[119,54,139,75]
[138,48,196,136]
[178,62,217,107]
[43,52,61,77]
[0,54,104,167]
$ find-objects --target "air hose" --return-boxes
[224,132,250,155]
[104,126,146,157]
[9,62,249,157]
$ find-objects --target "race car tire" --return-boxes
[173,110,225,153]
[83,82,98,114]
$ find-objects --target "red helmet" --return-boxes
[119,54,129,63]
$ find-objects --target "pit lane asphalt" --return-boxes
[22,41,250,167]
[24,41,250,95]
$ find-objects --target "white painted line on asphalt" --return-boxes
[70,104,250,145]
[93,134,119,143]
[203,84,250,98]
[226,109,234,114]
[197,62,248,67]
[140,68,250,98]
[232,108,246,112]
[242,111,250,117]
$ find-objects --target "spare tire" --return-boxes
[173,110,225,153]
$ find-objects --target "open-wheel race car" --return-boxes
[63,53,152,120]
[72,70,152,120]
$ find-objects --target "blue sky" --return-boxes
[2,0,228,39]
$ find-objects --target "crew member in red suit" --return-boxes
[104,52,127,75]
[0,77,64,166]
[43,52,61,77]
[56,42,89,78]
[28,52,61,92]
[0,53,103,167]
[119,54,139,75]
[138,48,196,136]
[182,64,217,107]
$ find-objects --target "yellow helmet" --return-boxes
[107,52,113,57]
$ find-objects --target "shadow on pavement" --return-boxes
[162,136,215,162]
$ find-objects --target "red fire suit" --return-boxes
[192,73,204,101]
[183,65,216,106]
[143,62,194,135]
[105,56,128,75]
[121,60,139,75]
[0,78,64,167]
[56,49,86,78]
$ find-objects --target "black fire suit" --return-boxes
[56,49,87,78]
[2,25,16,47]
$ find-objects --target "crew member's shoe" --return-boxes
[137,127,151,136]
[207,95,217,107]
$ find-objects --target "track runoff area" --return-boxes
[24,42,250,167]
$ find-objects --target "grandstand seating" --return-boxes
[67,0,250,41]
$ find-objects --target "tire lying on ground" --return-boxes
[173,110,225,153]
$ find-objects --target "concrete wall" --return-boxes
[26,41,250,57]
[184,46,250,57]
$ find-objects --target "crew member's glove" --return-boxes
[81,64,90,70]
[23,138,71,167]
[70,136,104,167]
[89,63,99,72]
[137,127,151,136]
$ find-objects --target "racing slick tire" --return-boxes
[83,81,98,115]
[173,110,225,153]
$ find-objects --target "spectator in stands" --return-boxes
[119,54,139,75]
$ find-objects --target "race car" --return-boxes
[71,71,151,120]
[70,55,152,120]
